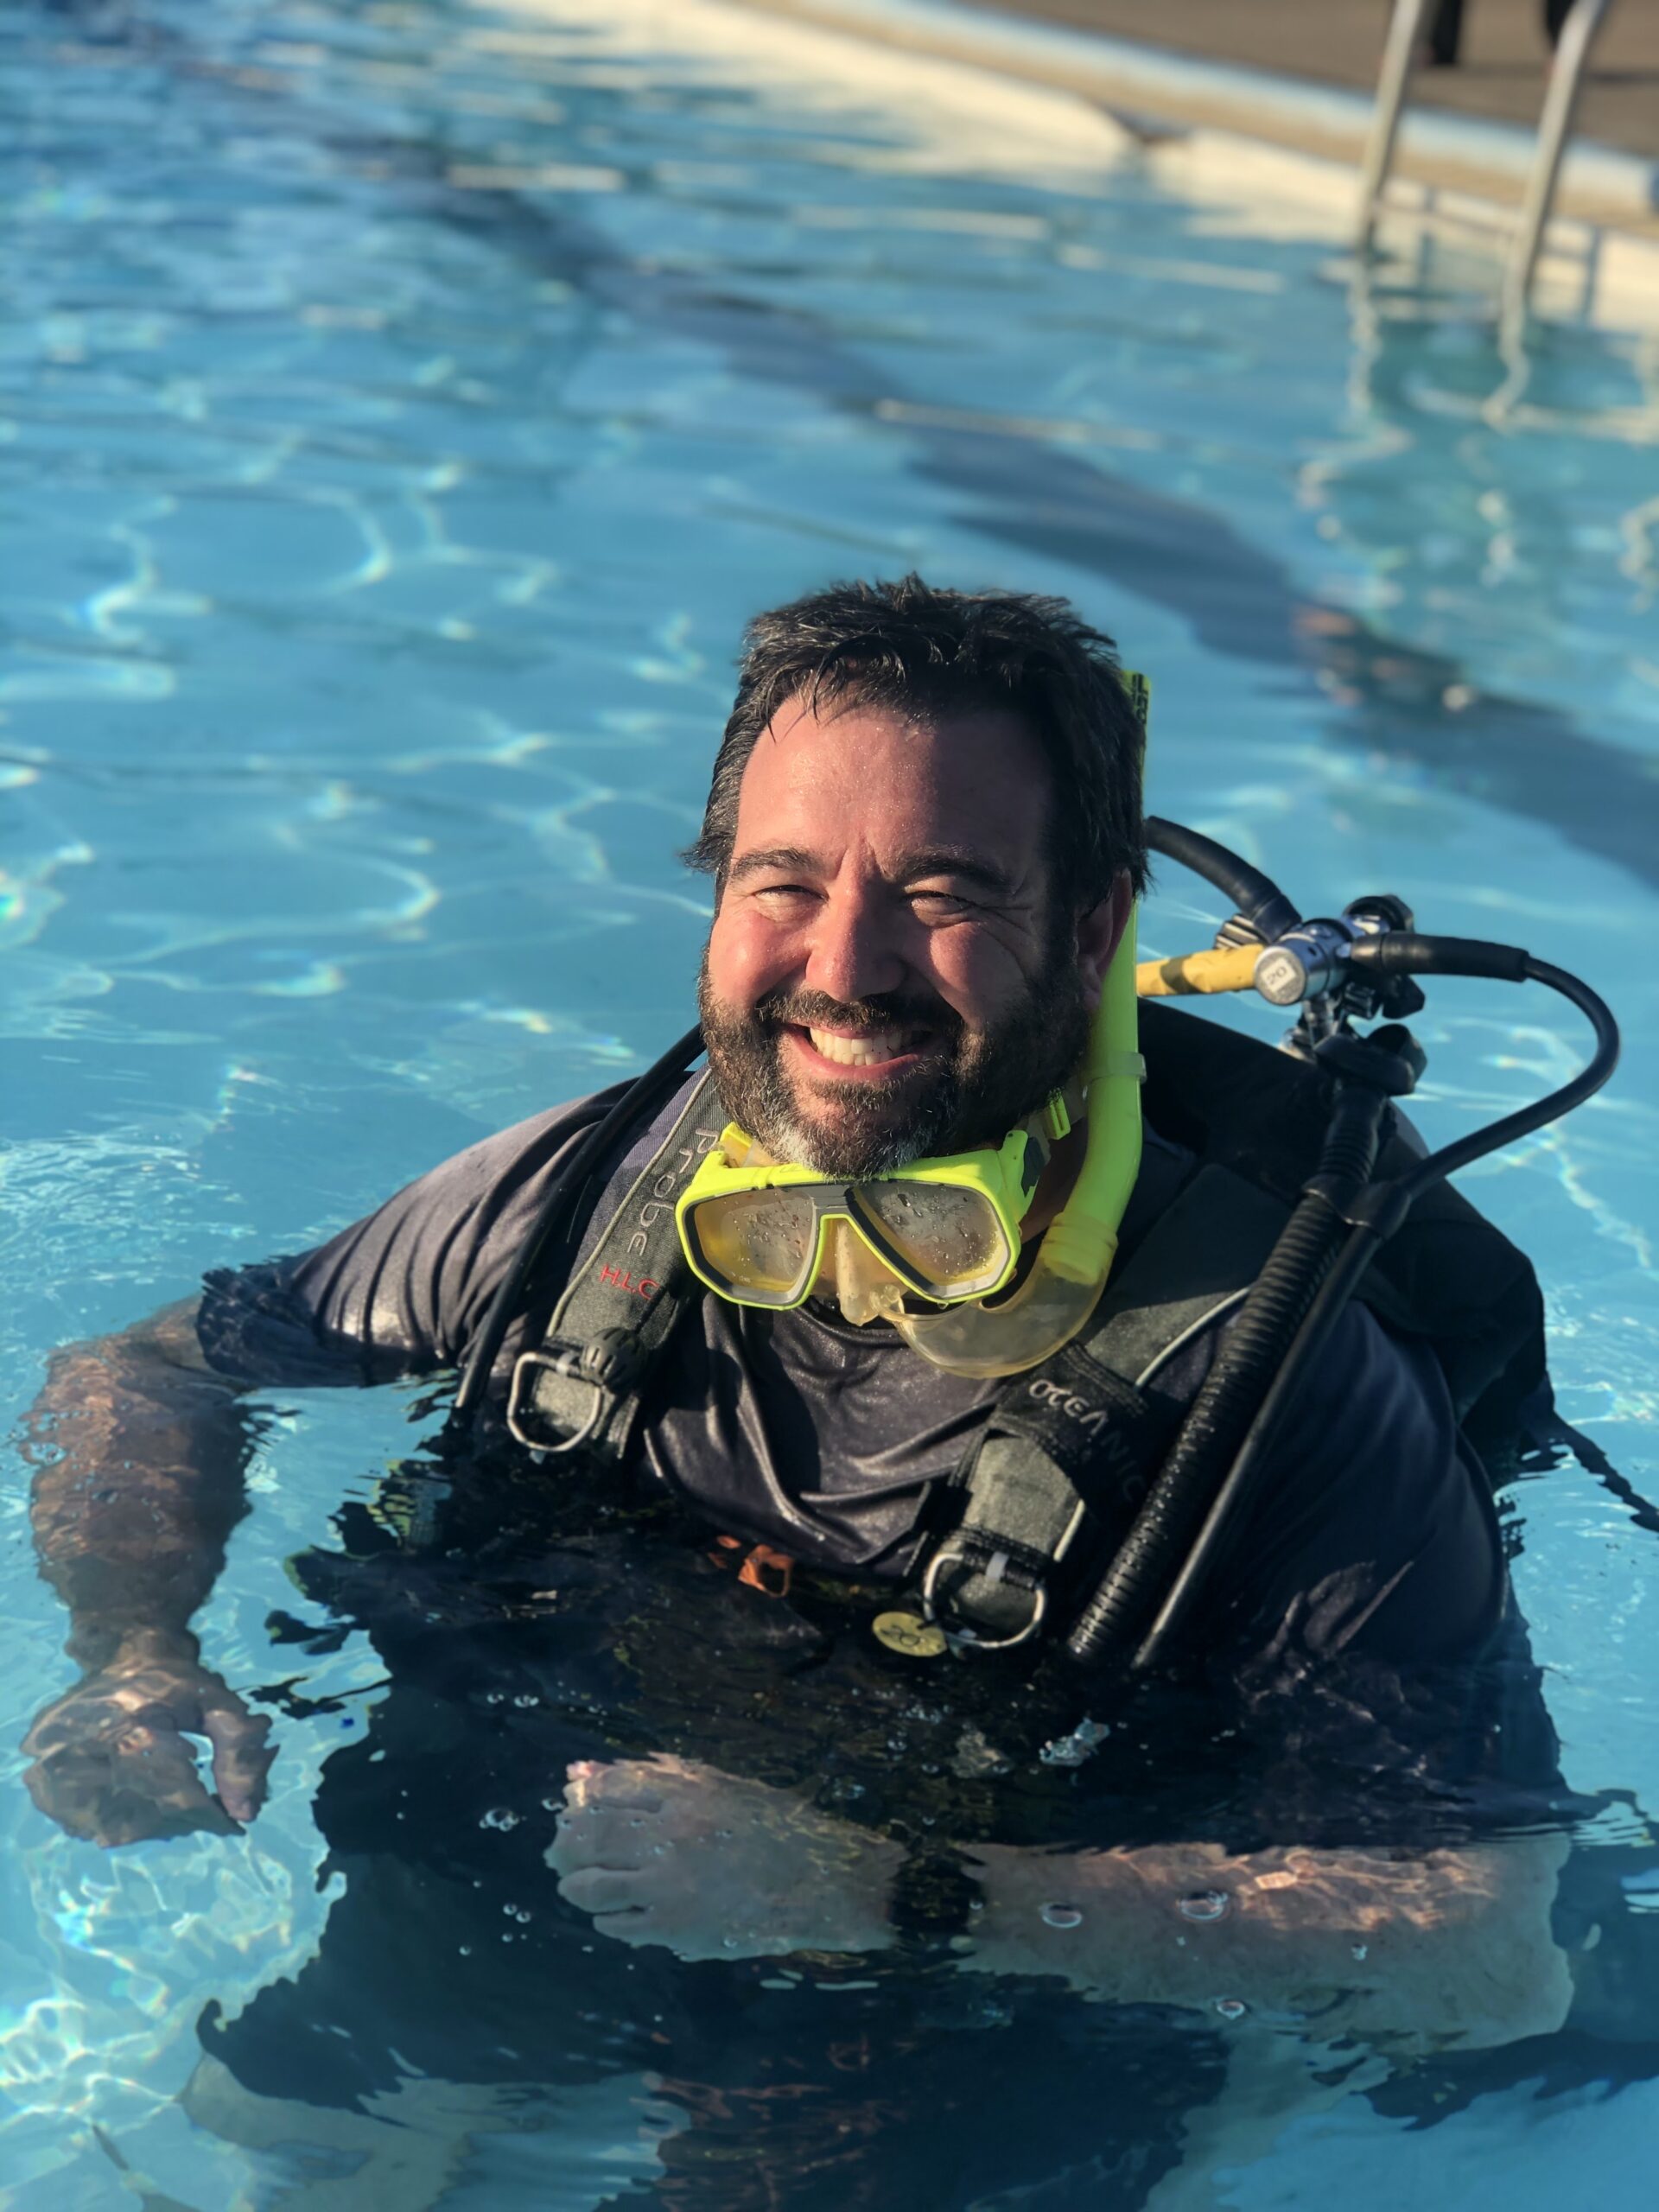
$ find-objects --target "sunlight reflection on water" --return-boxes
[1,0,1656,2201]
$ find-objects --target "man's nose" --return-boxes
[802,888,907,1007]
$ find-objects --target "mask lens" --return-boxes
[854,1181,1014,1299]
[687,1187,821,1305]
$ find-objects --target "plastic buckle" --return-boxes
[919,1546,1048,1652]
[578,1326,645,1393]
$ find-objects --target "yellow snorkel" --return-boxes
[885,667,1150,1378]
[891,909,1144,1380]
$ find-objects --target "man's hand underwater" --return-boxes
[548,1753,903,1962]
[23,1630,274,1847]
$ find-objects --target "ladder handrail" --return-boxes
[1500,0,1617,344]
[1356,0,1434,250]
[1356,0,1619,341]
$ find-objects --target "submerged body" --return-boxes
[178,1440,1573,2206]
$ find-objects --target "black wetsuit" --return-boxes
[184,1082,1600,2209]
[200,1078,1509,1680]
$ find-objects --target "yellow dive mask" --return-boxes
[676,918,1146,1375]
[675,1096,1071,1315]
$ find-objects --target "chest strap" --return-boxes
[918,1165,1291,1650]
[505,1073,724,1466]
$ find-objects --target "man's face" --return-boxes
[700,695,1122,1175]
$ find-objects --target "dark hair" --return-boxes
[684,574,1147,912]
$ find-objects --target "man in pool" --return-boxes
[22,578,1604,2177]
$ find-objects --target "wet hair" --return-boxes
[684,574,1148,914]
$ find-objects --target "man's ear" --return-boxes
[1074,874,1133,1012]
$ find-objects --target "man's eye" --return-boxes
[911,889,976,917]
[753,883,817,908]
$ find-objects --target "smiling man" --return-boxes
[23,578,1587,2128]
[693,664,1124,1185]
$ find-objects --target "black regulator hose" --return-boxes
[1065,1069,1395,1667]
[1147,817,1301,945]
[453,1022,704,1419]
[1067,938,1620,1672]
[1354,946,1619,1196]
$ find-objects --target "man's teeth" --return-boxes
[807,1026,914,1067]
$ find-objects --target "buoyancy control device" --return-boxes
[452,819,1619,1674]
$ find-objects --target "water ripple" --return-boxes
[0,0,1656,2200]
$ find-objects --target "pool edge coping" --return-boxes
[723,0,1659,231]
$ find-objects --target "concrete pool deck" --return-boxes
[955,0,1659,162]
[731,0,1659,232]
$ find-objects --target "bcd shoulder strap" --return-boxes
[505,1073,724,1465]
[918,1162,1292,1649]
[1141,999,1546,1437]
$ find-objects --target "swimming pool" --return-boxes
[3,0,1657,2201]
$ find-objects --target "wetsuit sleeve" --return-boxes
[1213,1300,1505,1674]
[194,1087,624,1388]
[1176,1303,1567,1822]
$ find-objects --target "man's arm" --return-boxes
[960,1833,1573,2052]
[550,1757,1574,2053]
[22,1094,618,1847]
[22,1297,276,1847]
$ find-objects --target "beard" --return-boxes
[696,945,1091,1177]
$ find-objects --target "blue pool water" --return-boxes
[2,0,1657,2201]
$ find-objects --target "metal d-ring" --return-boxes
[505,1350,606,1457]
[919,1547,1048,1652]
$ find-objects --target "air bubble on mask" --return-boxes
[1213,1998,1249,2021]
[1351,1943,1369,1961]
[1039,1904,1084,1929]
[480,1808,520,1831]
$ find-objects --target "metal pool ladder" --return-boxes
[1355,0,1618,343]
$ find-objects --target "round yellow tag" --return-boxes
[872,1611,948,1659]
